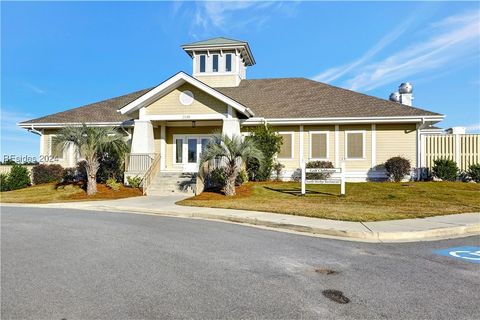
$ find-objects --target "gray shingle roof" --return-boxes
[20,78,441,125]
[20,87,153,124]
[216,78,441,118]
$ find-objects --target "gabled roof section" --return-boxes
[216,78,443,119]
[19,87,152,126]
[181,37,255,66]
[118,72,255,117]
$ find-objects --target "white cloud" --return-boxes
[313,16,415,83]
[189,1,299,35]
[464,123,480,133]
[23,82,46,94]
[312,10,480,92]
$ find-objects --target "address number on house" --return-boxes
[305,168,342,173]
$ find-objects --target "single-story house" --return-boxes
[19,37,444,190]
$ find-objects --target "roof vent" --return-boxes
[389,91,401,102]
[389,82,414,106]
[399,82,413,94]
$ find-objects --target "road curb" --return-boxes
[2,203,479,242]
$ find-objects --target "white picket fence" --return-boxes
[422,134,480,171]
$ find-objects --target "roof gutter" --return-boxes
[241,115,445,125]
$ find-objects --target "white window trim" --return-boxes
[172,134,214,165]
[49,135,64,160]
[309,131,329,161]
[345,130,366,160]
[277,131,294,160]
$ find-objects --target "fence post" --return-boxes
[454,133,461,166]
[340,161,345,195]
[301,161,306,196]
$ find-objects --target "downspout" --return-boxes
[416,118,426,181]
[27,125,43,136]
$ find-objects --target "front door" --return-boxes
[174,136,211,172]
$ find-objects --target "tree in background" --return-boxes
[54,124,127,195]
[245,125,283,181]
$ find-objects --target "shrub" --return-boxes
[7,164,30,190]
[384,156,411,182]
[306,161,334,180]
[209,167,227,189]
[76,161,88,181]
[0,173,10,192]
[32,164,64,184]
[126,175,142,188]
[273,162,285,181]
[106,177,120,191]
[245,125,283,181]
[432,158,458,181]
[235,170,248,186]
[63,167,77,183]
[97,152,124,183]
[467,163,480,183]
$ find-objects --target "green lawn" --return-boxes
[177,181,480,222]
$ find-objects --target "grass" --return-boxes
[0,183,143,204]
[177,181,480,222]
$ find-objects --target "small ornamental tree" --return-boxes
[54,124,127,195]
[384,157,411,182]
[432,158,458,181]
[200,133,263,196]
[245,125,283,181]
[7,164,30,190]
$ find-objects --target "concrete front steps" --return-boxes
[146,172,197,196]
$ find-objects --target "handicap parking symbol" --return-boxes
[434,246,480,264]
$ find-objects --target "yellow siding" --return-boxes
[194,74,240,87]
[164,126,221,169]
[376,124,416,167]
[42,129,69,168]
[145,83,228,116]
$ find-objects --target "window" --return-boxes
[346,131,365,159]
[175,138,183,163]
[225,54,232,72]
[212,55,219,72]
[278,133,293,159]
[50,136,64,159]
[310,132,328,159]
[199,55,206,73]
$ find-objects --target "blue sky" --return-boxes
[1,1,479,160]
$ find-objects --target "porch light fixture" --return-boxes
[192,121,196,128]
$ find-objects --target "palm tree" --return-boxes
[200,133,263,196]
[54,124,128,195]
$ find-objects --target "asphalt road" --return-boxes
[1,207,479,320]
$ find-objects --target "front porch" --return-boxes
[124,119,239,193]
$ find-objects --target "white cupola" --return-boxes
[181,37,255,87]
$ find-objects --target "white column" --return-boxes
[160,123,166,170]
[371,124,376,170]
[335,125,340,167]
[131,120,155,154]
[299,125,304,167]
[222,111,240,138]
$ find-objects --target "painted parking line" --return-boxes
[434,246,480,264]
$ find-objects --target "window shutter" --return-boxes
[347,133,364,158]
[311,133,327,159]
[278,134,292,158]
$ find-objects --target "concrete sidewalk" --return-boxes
[2,196,479,242]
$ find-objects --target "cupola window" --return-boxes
[212,54,219,72]
[199,55,206,73]
[225,54,232,72]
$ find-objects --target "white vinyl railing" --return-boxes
[124,153,156,173]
